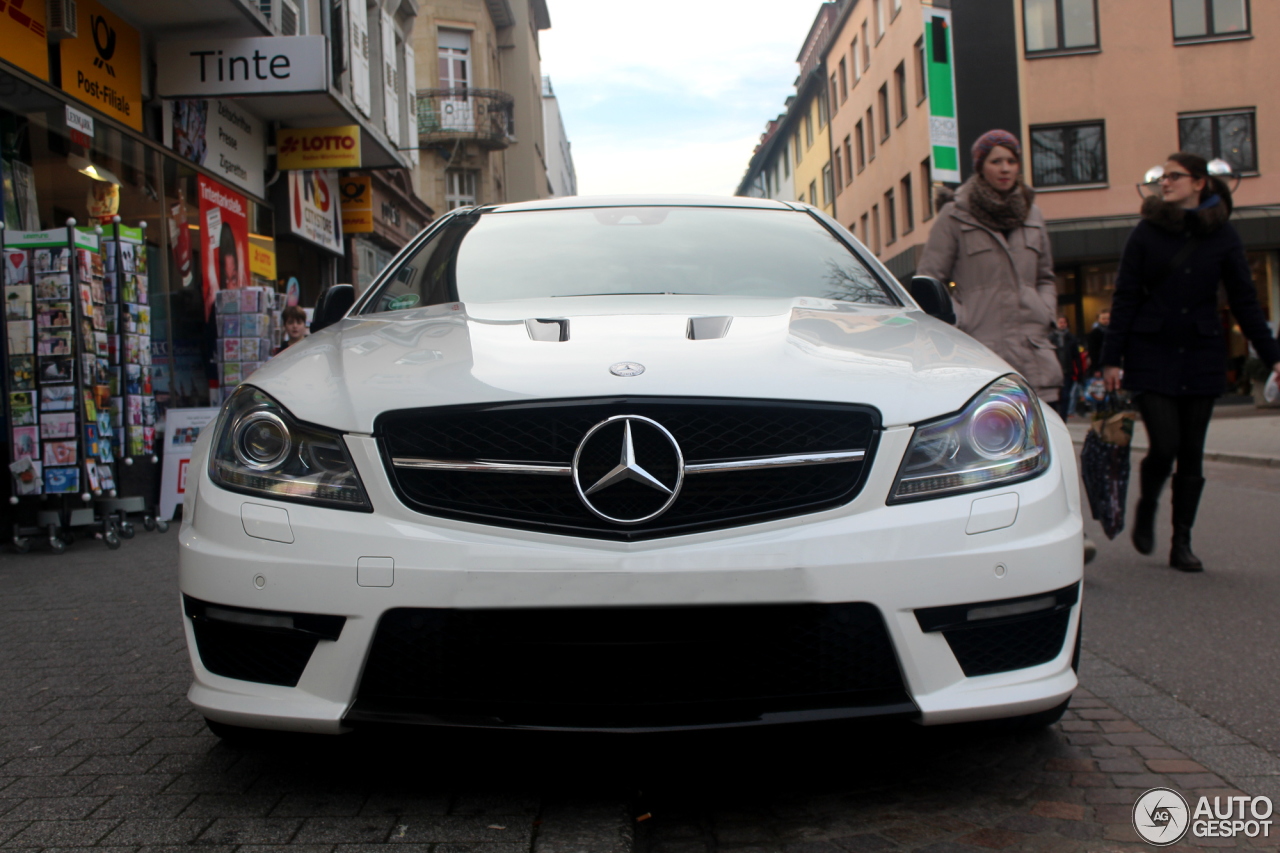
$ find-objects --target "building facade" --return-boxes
[542,75,577,197]
[409,0,553,213]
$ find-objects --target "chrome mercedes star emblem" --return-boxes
[609,362,645,377]
[572,415,683,524]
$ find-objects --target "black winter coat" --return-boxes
[1102,195,1280,397]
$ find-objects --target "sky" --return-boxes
[538,1,827,198]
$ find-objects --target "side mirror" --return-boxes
[909,276,956,325]
[310,284,356,333]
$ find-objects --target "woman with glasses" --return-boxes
[1102,153,1280,571]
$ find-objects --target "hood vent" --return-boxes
[525,318,570,342]
[687,316,733,340]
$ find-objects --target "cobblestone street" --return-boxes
[1,532,1276,852]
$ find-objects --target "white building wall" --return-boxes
[541,76,577,197]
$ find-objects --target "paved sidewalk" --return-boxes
[1066,409,1280,468]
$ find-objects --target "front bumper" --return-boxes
[178,418,1084,733]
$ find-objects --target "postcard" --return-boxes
[97,412,112,437]
[143,426,154,455]
[9,354,35,390]
[7,320,33,355]
[222,337,239,362]
[34,275,70,301]
[125,363,142,395]
[40,384,76,411]
[4,285,32,320]
[40,411,77,439]
[216,289,239,315]
[45,466,79,494]
[4,249,29,286]
[221,314,240,337]
[36,301,72,328]
[98,464,115,492]
[127,395,142,426]
[43,440,77,466]
[83,391,97,421]
[12,426,39,460]
[39,356,73,383]
[127,426,144,457]
[9,391,36,426]
[141,396,156,427]
[37,328,71,356]
[223,362,242,387]
[9,457,43,496]
[85,462,101,493]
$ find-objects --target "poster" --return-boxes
[159,407,220,521]
[197,175,249,319]
[164,99,266,197]
[287,170,343,255]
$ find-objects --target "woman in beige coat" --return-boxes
[917,130,1063,403]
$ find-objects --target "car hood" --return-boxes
[249,295,1012,433]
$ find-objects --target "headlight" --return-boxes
[888,375,1049,503]
[209,386,372,511]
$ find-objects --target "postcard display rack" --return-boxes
[2,218,159,552]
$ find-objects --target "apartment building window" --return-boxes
[782,140,791,177]
[885,189,897,245]
[1023,0,1099,53]
[822,166,834,208]
[866,107,876,159]
[1173,0,1249,40]
[894,62,908,125]
[1179,109,1257,172]
[920,159,933,220]
[819,89,830,129]
[914,37,927,103]
[445,169,478,209]
[860,212,870,245]
[805,111,814,149]
[838,58,849,102]
[855,121,867,172]
[877,85,891,142]
[861,21,870,69]
[1030,121,1107,186]
[893,0,903,16]
[875,0,886,40]
[830,75,840,117]
[809,180,819,208]
[853,37,862,81]
[833,150,844,192]
[843,136,854,185]
[901,174,914,233]
[795,132,803,164]
[871,204,882,254]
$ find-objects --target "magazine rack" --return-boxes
[2,218,134,551]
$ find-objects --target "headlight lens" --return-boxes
[209,386,372,511]
[889,375,1049,502]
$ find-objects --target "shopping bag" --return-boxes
[1079,397,1138,540]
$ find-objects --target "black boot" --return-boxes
[1131,457,1167,556]
[1169,475,1205,572]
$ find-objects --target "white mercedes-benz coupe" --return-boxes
[179,196,1083,737]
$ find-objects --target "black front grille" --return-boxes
[349,604,911,730]
[377,397,879,539]
[942,611,1072,677]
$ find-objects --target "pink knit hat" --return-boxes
[971,129,1022,172]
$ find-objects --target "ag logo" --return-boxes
[91,14,117,77]
[1133,787,1190,846]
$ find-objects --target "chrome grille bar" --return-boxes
[391,449,865,476]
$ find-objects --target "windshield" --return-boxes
[359,206,896,313]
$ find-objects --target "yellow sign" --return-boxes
[59,0,142,130]
[248,239,277,280]
[277,125,361,170]
[0,0,49,81]
[339,174,374,233]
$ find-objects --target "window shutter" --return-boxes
[351,6,371,117]
[404,42,418,165]
[381,12,400,141]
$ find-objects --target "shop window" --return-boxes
[1030,121,1107,187]
[1178,110,1257,173]
[1172,0,1249,40]
[1024,0,1099,54]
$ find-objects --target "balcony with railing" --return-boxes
[417,89,515,150]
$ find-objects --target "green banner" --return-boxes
[924,7,960,183]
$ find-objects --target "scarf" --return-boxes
[965,175,1032,233]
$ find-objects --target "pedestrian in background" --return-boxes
[1050,316,1079,418]
[1087,311,1110,376]
[1103,152,1280,571]
[918,129,1063,405]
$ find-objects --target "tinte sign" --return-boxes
[278,126,361,170]
[155,36,328,98]
[60,0,143,130]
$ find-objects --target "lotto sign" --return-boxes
[277,125,361,170]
